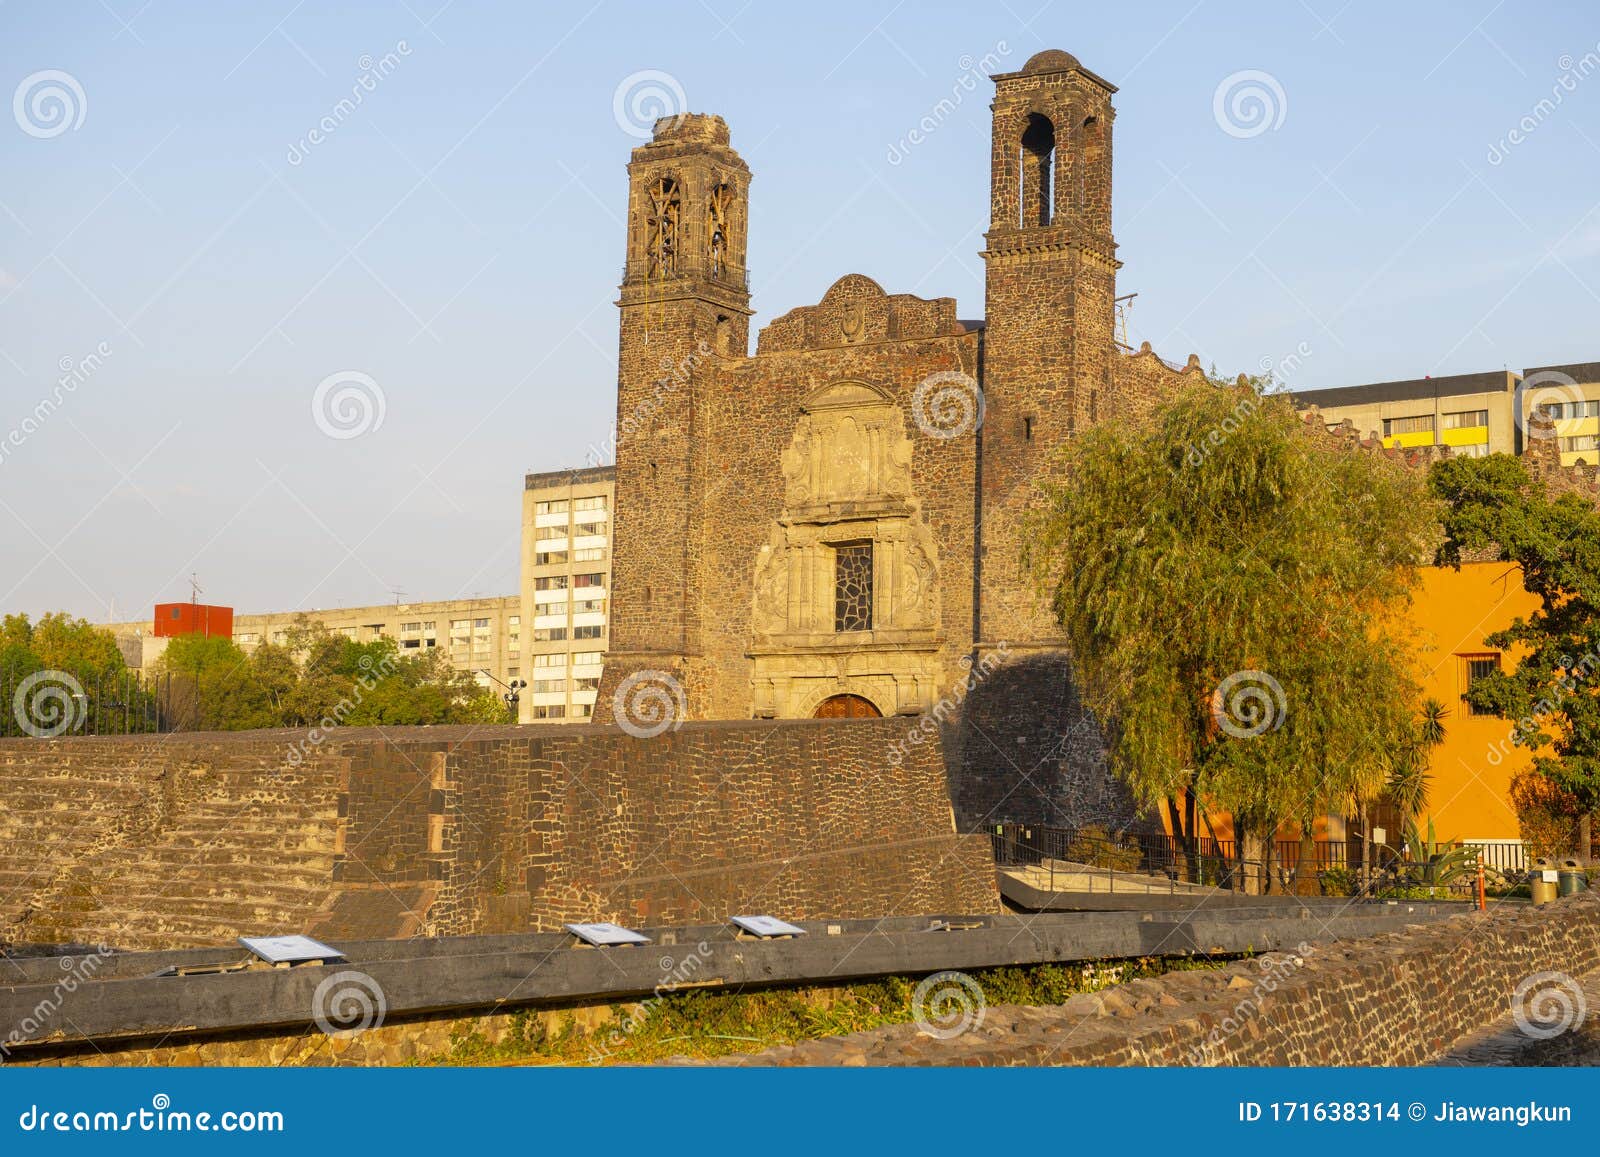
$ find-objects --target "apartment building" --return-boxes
[108,595,523,693]
[1295,362,1600,466]
[518,466,615,723]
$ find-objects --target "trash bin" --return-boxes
[1558,856,1589,898]
[1531,857,1559,906]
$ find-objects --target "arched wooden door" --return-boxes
[813,694,882,719]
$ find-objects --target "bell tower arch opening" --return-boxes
[1019,113,1056,227]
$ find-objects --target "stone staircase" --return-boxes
[0,746,165,933]
[0,739,344,951]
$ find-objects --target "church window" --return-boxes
[834,542,874,632]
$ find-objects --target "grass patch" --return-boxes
[414,954,1227,1067]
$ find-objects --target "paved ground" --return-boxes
[1437,966,1600,1066]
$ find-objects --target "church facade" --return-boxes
[597,49,1202,829]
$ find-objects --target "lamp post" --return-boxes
[477,670,527,717]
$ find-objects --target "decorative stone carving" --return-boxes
[750,380,944,718]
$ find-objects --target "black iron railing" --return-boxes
[0,669,174,737]
[990,823,1494,899]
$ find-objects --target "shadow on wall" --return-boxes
[945,651,1144,834]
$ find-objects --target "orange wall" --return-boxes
[1407,561,1538,842]
[1163,561,1536,846]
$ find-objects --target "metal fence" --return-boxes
[0,670,174,737]
[990,823,1503,898]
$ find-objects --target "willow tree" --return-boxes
[1027,377,1439,888]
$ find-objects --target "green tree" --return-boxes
[156,634,277,731]
[1028,376,1439,890]
[1431,451,1600,857]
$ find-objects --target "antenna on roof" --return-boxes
[189,573,202,605]
[390,585,405,606]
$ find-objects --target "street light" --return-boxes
[477,670,528,715]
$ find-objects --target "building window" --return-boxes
[536,551,568,565]
[574,547,606,562]
[834,542,874,632]
[1452,443,1490,458]
[574,573,604,588]
[1540,400,1600,420]
[575,521,604,537]
[533,679,567,693]
[573,625,603,639]
[572,652,603,665]
[536,525,568,540]
[400,621,421,632]
[574,599,606,613]
[573,677,600,691]
[535,500,569,514]
[1441,409,1489,430]
[236,632,260,645]
[507,667,519,678]
[535,576,568,591]
[1560,434,1600,454]
[572,703,593,719]
[574,495,606,511]
[1382,414,1435,437]
[532,653,566,668]
[532,704,566,719]
[1461,653,1500,715]
[534,627,568,642]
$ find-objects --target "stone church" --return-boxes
[597,49,1203,829]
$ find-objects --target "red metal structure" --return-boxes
[152,602,234,639]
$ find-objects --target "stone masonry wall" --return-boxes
[0,719,998,951]
[695,893,1600,1066]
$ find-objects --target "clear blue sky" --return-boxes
[3,1,1599,621]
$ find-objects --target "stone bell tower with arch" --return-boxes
[600,113,753,713]
[978,49,1119,647]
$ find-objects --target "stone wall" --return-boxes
[695,893,1600,1066]
[0,719,998,951]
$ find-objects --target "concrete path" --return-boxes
[1436,966,1600,1066]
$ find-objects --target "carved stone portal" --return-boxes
[750,380,944,718]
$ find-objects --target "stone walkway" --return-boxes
[1436,966,1600,1066]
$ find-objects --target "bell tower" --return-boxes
[978,50,1118,644]
[602,113,752,713]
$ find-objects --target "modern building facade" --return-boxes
[1296,362,1600,466]
[109,595,523,692]
[518,466,614,723]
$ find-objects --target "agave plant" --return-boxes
[1400,816,1478,886]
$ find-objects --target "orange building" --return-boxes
[1166,561,1537,858]
[1406,561,1537,845]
